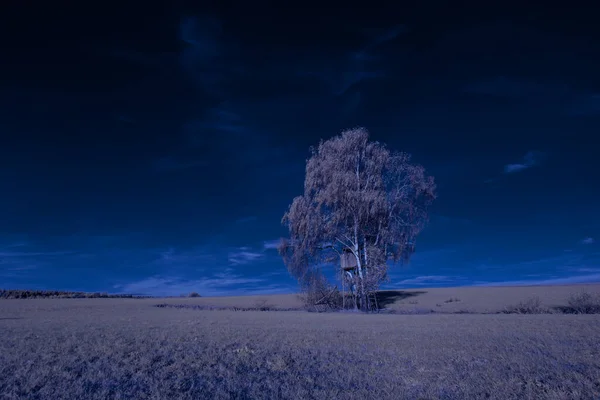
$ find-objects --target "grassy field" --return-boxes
[1,284,599,399]
[153,283,600,314]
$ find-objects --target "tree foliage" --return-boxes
[280,127,436,311]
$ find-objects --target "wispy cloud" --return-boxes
[0,245,74,279]
[118,243,294,296]
[2,241,28,248]
[186,106,246,140]
[394,275,455,286]
[154,247,216,267]
[582,237,595,245]
[178,14,233,95]
[114,270,292,297]
[575,267,600,273]
[235,216,258,224]
[152,19,407,176]
[0,235,292,293]
[154,100,296,174]
[263,239,281,250]
[114,275,263,297]
[0,260,38,279]
[475,274,600,286]
[227,247,264,265]
[504,151,545,174]
[297,25,405,97]
[0,251,74,257]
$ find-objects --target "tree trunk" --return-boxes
[342,276,346,310]
[353,244,367,311]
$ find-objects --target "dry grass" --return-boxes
[1,285,600,399]
[136,284,600,314]
[378,284,600,314]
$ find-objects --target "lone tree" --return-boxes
[279,128,436,311]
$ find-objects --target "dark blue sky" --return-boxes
[1,3,598,296]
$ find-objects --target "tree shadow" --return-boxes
[375,290,427,308]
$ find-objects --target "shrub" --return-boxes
[0,289,148,299]
[503,296,550,314]
[297,273,343,312]
[299,287,343,312]
[188,292,201,298]
[444,297,461,303]
[254,299,275,311]
[563,291,600,314]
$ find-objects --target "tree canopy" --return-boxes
[280,127,436,311]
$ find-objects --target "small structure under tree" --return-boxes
[279,127,436,311]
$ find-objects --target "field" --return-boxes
[1,285,599,399]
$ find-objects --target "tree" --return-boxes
[279,127,436,311]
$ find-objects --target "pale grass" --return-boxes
[0,284,599,399]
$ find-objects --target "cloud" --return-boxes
[475,273,600,286]
[0,245,76,280]
[394,275,454,286]
[152,19,406,175]
[263,239,281,250]
[0,260,38,279]
[575,267,600,273]
[187,106,246,139]
[176,14,255,98]
[294,24,406,97]
[156,100,294,172]
[0,251,74,257]
[485,151,547,182]
[372,24,408,44]
[504,151,545,174]
[227,248,264,265]
[114,265,294,297]
[2,241,28,248]
[113,274,269,297]
[154,247,216,267]
[582,237,595,245]
[0,235,292,294]
[179,15,222,49]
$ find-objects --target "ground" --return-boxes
[1,284,599,399]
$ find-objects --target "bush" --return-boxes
[254,299,275,311]
[0,289,143,299]
[298,273,343,312]
[563,291,600,314]
[444,297,461,303]
[503,296,550,314]
[188,292,201,298]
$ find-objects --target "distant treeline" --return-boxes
[0,289,150,299]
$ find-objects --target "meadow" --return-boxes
[1,284,599,399]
